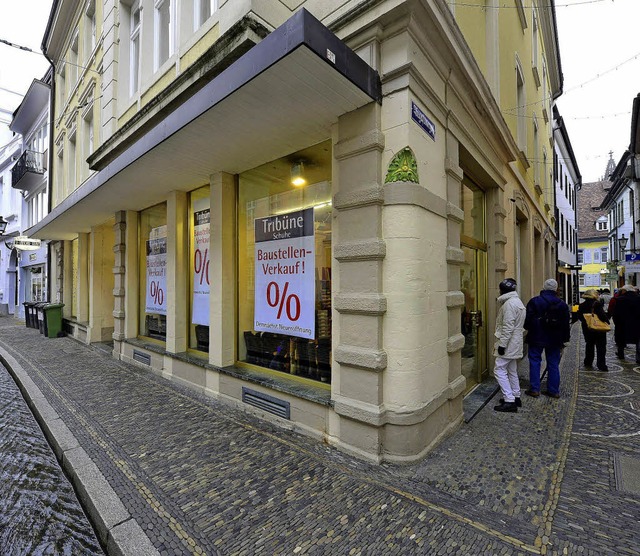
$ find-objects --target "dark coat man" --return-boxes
[610,285,640,362]
[524,279,571,398]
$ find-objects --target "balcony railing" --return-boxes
[11,150,45,192]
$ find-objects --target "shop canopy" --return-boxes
[30,9,381,240]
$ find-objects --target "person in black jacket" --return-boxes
[577,289,610,372]
[609,284,640,363]
[524,279,571,398]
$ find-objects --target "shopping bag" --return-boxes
[583,312,611,332]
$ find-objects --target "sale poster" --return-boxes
[192,199,210,326]
[254,208,315,339]
[145,226,167,315]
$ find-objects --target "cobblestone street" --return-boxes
[0,317,638,555]
[0,362,102,553]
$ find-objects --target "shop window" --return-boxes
[71,238,78,317]
[238,141,332,384]
[29,266,46,302]
[139,203,167,341]
[189,186,210,352]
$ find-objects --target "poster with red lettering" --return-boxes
[254,208,315,339]
[192,198,210,326]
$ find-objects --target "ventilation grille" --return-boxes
[133,350,151,366]
[242,387,290,420]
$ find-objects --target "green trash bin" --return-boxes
[43,303,65,338]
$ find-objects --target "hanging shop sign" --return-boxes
[254,208,315,340]
[13,236,41,251]
[192,199,210,326]
[145,226,167,315]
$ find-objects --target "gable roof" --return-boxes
[577,179,610,241]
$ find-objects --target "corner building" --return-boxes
[34,1,561,463]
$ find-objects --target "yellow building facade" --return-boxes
[34,0,562,463]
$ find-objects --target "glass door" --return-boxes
[460,179,488,391]
[461,246,488,389]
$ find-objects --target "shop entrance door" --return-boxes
[460,245,488,390]
[460,179,488,391]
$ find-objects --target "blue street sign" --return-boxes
[625,253,639,262]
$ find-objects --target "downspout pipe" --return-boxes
[41,2,57,303]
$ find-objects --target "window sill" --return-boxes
[124,339,333,407]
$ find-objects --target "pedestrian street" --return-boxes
[0,318,638,555]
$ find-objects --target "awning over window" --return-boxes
[30,9,381,240]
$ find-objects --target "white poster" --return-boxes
[254,208,315,339]
[145,226,167,315]
[192,199,210,326]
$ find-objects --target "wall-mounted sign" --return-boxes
[411,101,436,141]
[13,236,42,251]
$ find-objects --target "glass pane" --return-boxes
[71,238,78,317]
[461,181,485,243]
[238,141,332,384]
[189,186,210,352]
[139,203,167,341]
[460,247,478,388]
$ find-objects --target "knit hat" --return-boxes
[543,279,558,291]
[581,289,599,299]
[621,284,636,292]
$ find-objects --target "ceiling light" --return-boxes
[291,161,307,187]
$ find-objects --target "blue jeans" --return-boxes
[528,344,562,395]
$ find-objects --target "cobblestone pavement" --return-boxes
[0,363,102,554]
[0,318,638,555]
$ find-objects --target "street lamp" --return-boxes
[619,234,629,257]
[0,216,7,236]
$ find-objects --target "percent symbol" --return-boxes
[266,281,301,321]
[149,280,164,305]
[194,247,210,286]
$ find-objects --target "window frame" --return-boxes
[154,0,175,71]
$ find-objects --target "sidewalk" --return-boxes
[0,317,638,555]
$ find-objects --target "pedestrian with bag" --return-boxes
[609,284,640,363]
[493,278,526,413]
[577,289,610,372]
[524,279,571,399]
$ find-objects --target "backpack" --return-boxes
[541,300,566,331]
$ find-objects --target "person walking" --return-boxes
[524,279,571,399]
[493,278,526,413]
[610,284,640,363]
[577,289,610,372]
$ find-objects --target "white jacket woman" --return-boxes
[494,290,526,359]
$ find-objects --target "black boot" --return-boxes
[494,401,518,413]
[499,397,522,407]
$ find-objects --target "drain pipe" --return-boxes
[41,4,57,303]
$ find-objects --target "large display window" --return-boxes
[238,141,332,384]
[71,237,78,317]
[139,203,168,341]
[189,186,210,352]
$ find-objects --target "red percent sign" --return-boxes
[149,280,164,305]
[266,281,301,321]
[194,247,210,286]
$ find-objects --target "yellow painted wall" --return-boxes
[454,6,487,74]
[455,2,553,213]
[51,0,104,209]
[180,24,220,69]
[578,239,608,291]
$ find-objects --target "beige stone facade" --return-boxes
[34,0,561,463]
